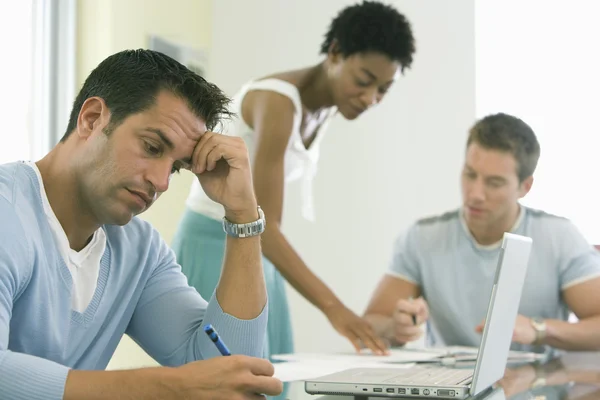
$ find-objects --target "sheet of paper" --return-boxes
[440,345,545,361]
[274,360,415,382]
[272,349,441,364]
[272,346,543,367]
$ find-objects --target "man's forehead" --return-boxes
[185,125,207,142]
[175,130,202,167]
[464,161,518,180]
[467,144,517,163]
[151,91,208,135]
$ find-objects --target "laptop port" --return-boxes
[423,389,431,395]
[438,389,455,397]
[374,388,382,393]
[411,388,420,395]
[398,388,406,394]
[386,388,395,393]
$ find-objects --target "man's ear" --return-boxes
[75,97,110,139]
[518,175,534,198]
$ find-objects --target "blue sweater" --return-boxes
[0,162,268,400]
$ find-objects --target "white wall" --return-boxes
[77,0,212,369]
[0,2,33,163]
[77,0,212,246]
[475,0,600,244]
[210,0,476,353]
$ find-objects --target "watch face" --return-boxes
[532,317,546,330]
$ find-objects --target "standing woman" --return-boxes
[172,1,416,358]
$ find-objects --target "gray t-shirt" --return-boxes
[388,206,600,353]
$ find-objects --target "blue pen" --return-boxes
[204,324,231,356]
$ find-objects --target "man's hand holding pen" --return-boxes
[391,296,430,345]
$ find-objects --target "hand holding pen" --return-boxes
[392,296,429,345]
[174,324,282,399]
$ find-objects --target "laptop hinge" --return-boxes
[458,377,473,385]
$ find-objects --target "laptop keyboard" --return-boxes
[383,367,473,385]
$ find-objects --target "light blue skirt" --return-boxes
[171,208,294,360]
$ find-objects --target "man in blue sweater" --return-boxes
[0,49,282,399]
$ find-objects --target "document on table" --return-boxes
[272,348,441,382]
[271,349,442,364]
[274,360,416,382]
[437,346,545,362]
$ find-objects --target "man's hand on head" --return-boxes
[190,132,258,222]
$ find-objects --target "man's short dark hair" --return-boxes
[320,1,416,72]
[467,113,541,182]
[62,49,233,141]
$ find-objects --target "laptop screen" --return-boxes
[469,233,533,395]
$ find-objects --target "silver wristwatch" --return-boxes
[222,206,266,238]
[530,317,547,345]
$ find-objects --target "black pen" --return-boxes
[408,296,417,325]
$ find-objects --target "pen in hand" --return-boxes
[204,324,231,356]
[204,324,273,398]
[408,296,418,325]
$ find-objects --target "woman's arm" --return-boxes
[241,90,386,354]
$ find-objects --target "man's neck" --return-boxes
[36,151,100,251]
[467,205,521,246]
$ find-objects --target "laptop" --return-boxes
[305,232,533,399]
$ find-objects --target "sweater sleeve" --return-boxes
[126,232,267,366]
[0,195,69,400]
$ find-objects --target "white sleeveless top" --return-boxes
[185,78,336,222]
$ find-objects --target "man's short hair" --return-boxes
[467,113,541,182]
[62,49,233,141]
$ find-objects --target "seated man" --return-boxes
[364,113,600,354]
[0,49,282,399]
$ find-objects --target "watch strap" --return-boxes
[222,206,266,238]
